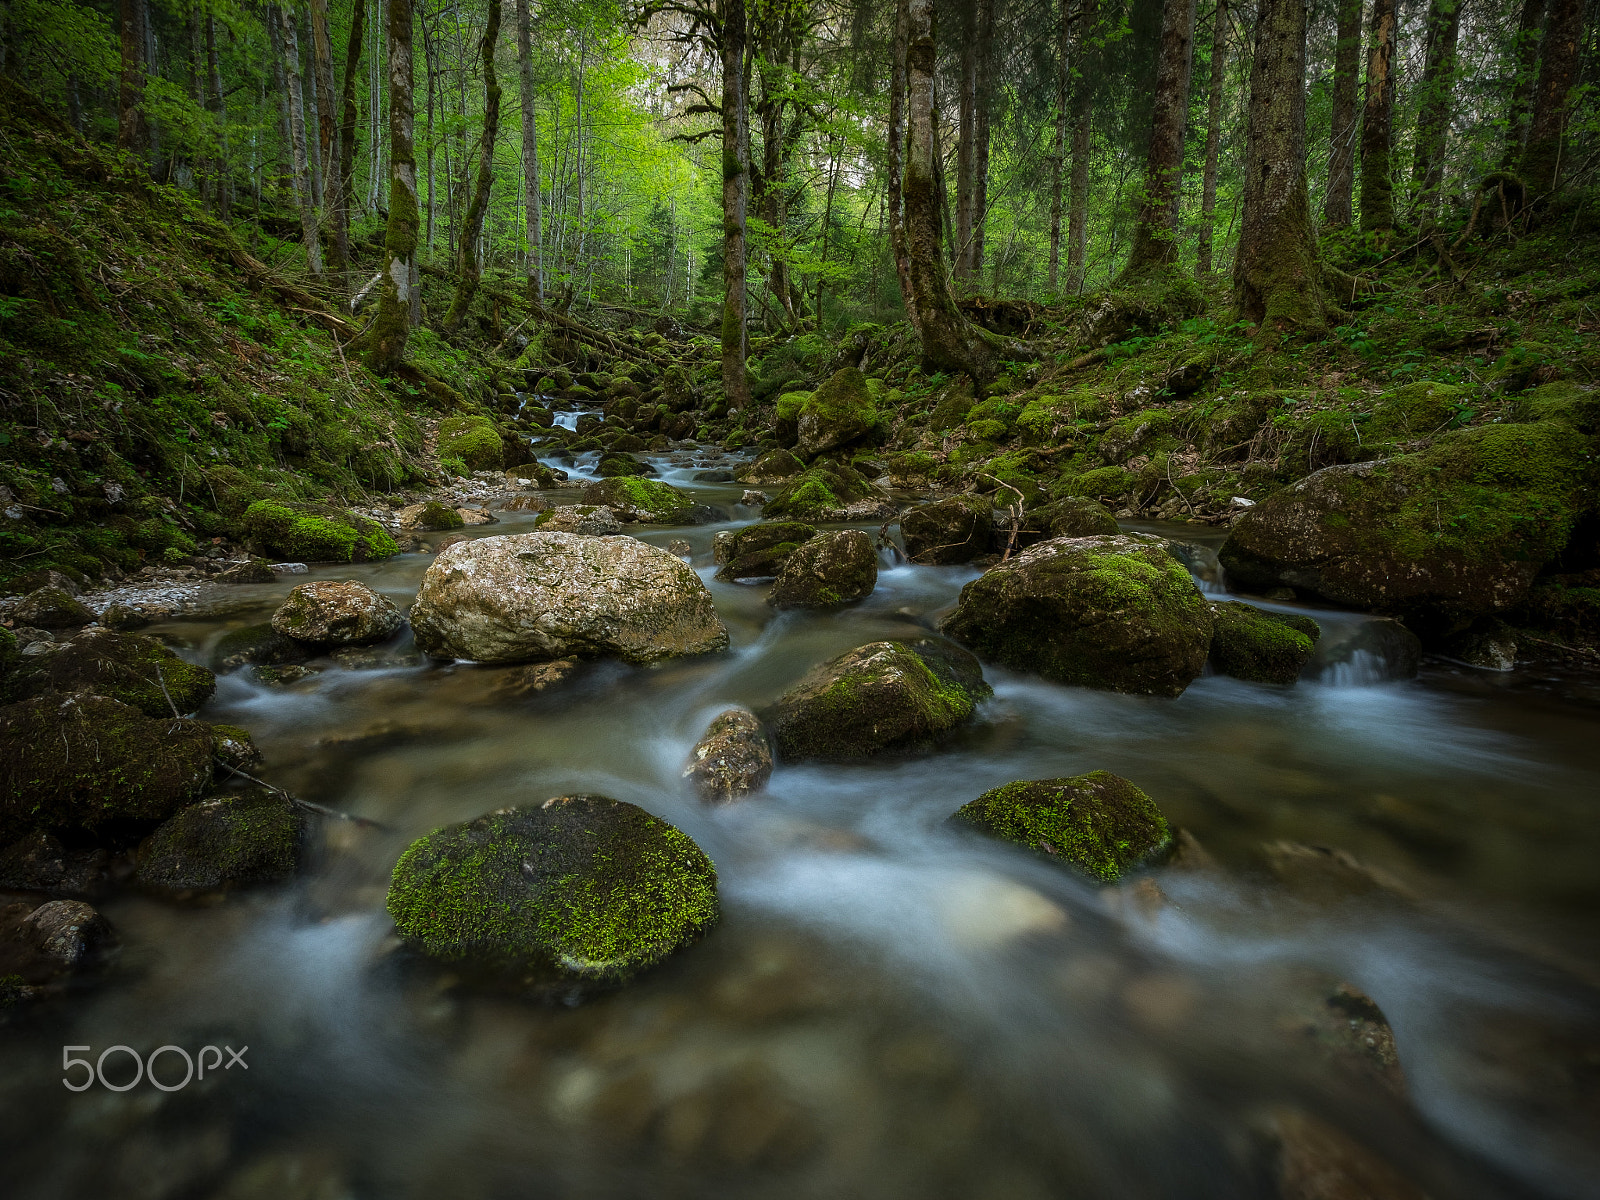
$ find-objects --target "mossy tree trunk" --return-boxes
[444,0,501,334]
[267,3,293,207]
[279,5,324,278]
[971,0,994,284]
[1322,0,1361,229]
[1500,0,1546,167]
[1411,0,1462,223]
[1048,0,1069,292]
[887,0,917,330]
[1359,0,1396,235]
[901,0,1000,380]
[117,0,150,162]
[1519,0,1583,198]
[1118,0,1196,280]
[720,0,752,410]
[515,0,544,304]
[368,0,418,375]
[1233,0,1325,336]
[338,0,366,286]
[1066,0,1094,293]
[310,0,346,291]
[955,0,976,286]
[1195,0,1227,277]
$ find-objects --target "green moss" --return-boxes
[1366,381,1470,441]
[1058,466,1135,501]
[967,418,1009,443]
[583,475,693,522]
[1208,601,1319,684]
[385,797,719,988]
[239,500,398,563]
[597,454,650,478]
[136,787,303,892]
[952,772,1171,884]
[775,390,813,423]
[437,415,504,472]
[21,630,217,716]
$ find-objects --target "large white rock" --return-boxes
[409,532,729,664]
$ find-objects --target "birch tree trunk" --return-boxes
[1359,0,1396,234]
[1119,0,1197,279]
[279,5,325,277]
[1195,0,1227,276]
[1322,0,1361,229]
[1233,0,1325,334]
[720,0,751,410]
[516,0,545,303]
[444,0,502,333]
[369,0,419,373]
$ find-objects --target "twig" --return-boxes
[215,761,388,830]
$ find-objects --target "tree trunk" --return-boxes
[268,5,294,205]
[279,5,325,277]
[887,0,917,330]
[338,0,365,281]
[515,0,545,303]
[1322,0,1361,229]
[117,0,150,160]
[901,0,997,379]
[1501,0,1546,167]
[369,0,419,373]
[1119,0,1197,279]
[1234,0,1323,335]
[1411,0,1462,222]
[721,0,751,410]
[955,1,975,284]
[1195,0,1228,276]
[310,0,345,288]
[206,17,231,216]
[302,13,324,207]
[1067,0,1094,292]
[1519,0,1583,197]
[971,0,994,284]
[1359,0,1396,234]
[1048,0,1069,292]
[444,0,501,333]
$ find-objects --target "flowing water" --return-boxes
[4,466,1600,1200]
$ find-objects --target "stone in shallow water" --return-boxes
[135,787,305,894]
[1208,600,1320,685]
[767,529,878,610]
[385,795,719,996]
[271,580,405,646]
[683,707,773,802]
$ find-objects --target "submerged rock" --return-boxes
[215,558,276,584]
[949,772,1172,884]
[0,693,215,844]
[12,899,112,971]
[714,521,818,581]
[767,529,878,609]
[135,787,305,893]
[397,500,465,532]
[17,628,216,716]
[409,532,728,665]
[385,796,719,994]
[1208,601,1320,684]
[683,708,773,802]
[270,580,404,646]
[902,495,994,564]
[764,639,991,762]
[0,831,110,898]
[942,534,1214,697]
[211,622,314,672]
[13,586,94,629]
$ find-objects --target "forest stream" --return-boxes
[3,457,1598,1200]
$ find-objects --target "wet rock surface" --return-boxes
[270,580,405,646]
[902,495,994,565]
[135,787,305,894]
[767,529,878,609]
[683,707,773,802]
[1208,601,1321,685]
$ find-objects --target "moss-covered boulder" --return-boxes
[0,693,216,844]
[135,787,305,893]
[950,772,1172,884]
[762,463,889,522]
[683,708,773,802]
[211,723,263,773]
[902,495,994,564]
[1057,465,1135,502]
[216,558,277,584]
[386,796,719,994]
[211,622,314,672]
[13,586,94,629]
[17,629,216,716]
[1026,497,1122,541]
[764,639,992,762]
[942,534,1215,697]
[735,448,807,485]
[597,453,654,478]
[438,414,504,472]
[1219,419,1595,635]
[768,530,879,609]
[713,521,818,582]
[1208,602,1320,684]
[795,367,876,459]
[239,500,399,563]
[410,532,728,664]
[270,580,404,645]
[1365,381,1470,441]
[398,501,465,532]
[581,476,695,523]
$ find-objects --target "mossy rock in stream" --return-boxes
[761,462,883,522]
[950,772,1172,884]
[15,629,216,716]
[0,692,216,844]
[135,787,305,894]
[1208,601,1320,685]
[902,494,994,564]
[437,415,504,472]
[239,500,399,563]
[385,796,719,997]
[713,521,818,581]
[13,586,95,629]
[795,367,877,458]
[210,623,315,673]
[767,529,879,609]
[734,448,807,485]
[581,476,695,523]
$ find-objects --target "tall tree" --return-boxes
[370,0,419,373]
[1067,0,1095,291]
[720,0,751,410]
[1322,0,1361,229]
[887,0,917,328]
[970,0,995,283]
[117,0,150,160]
[1359,0,1396,234]
[900,0,998,378]
[1195,0,1228,276]
[1234,0,1323,334]
[1501,0,1546,166]
[1519,0,1584,197]
[515,0,545,303]
[310,0,346,288]
[1119,0,1198,279]
[444,0,502,332]
[279,5,325,277]
[1048,0,1070,292]
[205,15,231,216]
[1411,0,1462,221]
[338,0,367,291]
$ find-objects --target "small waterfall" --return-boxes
[1165,540,1228,595]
